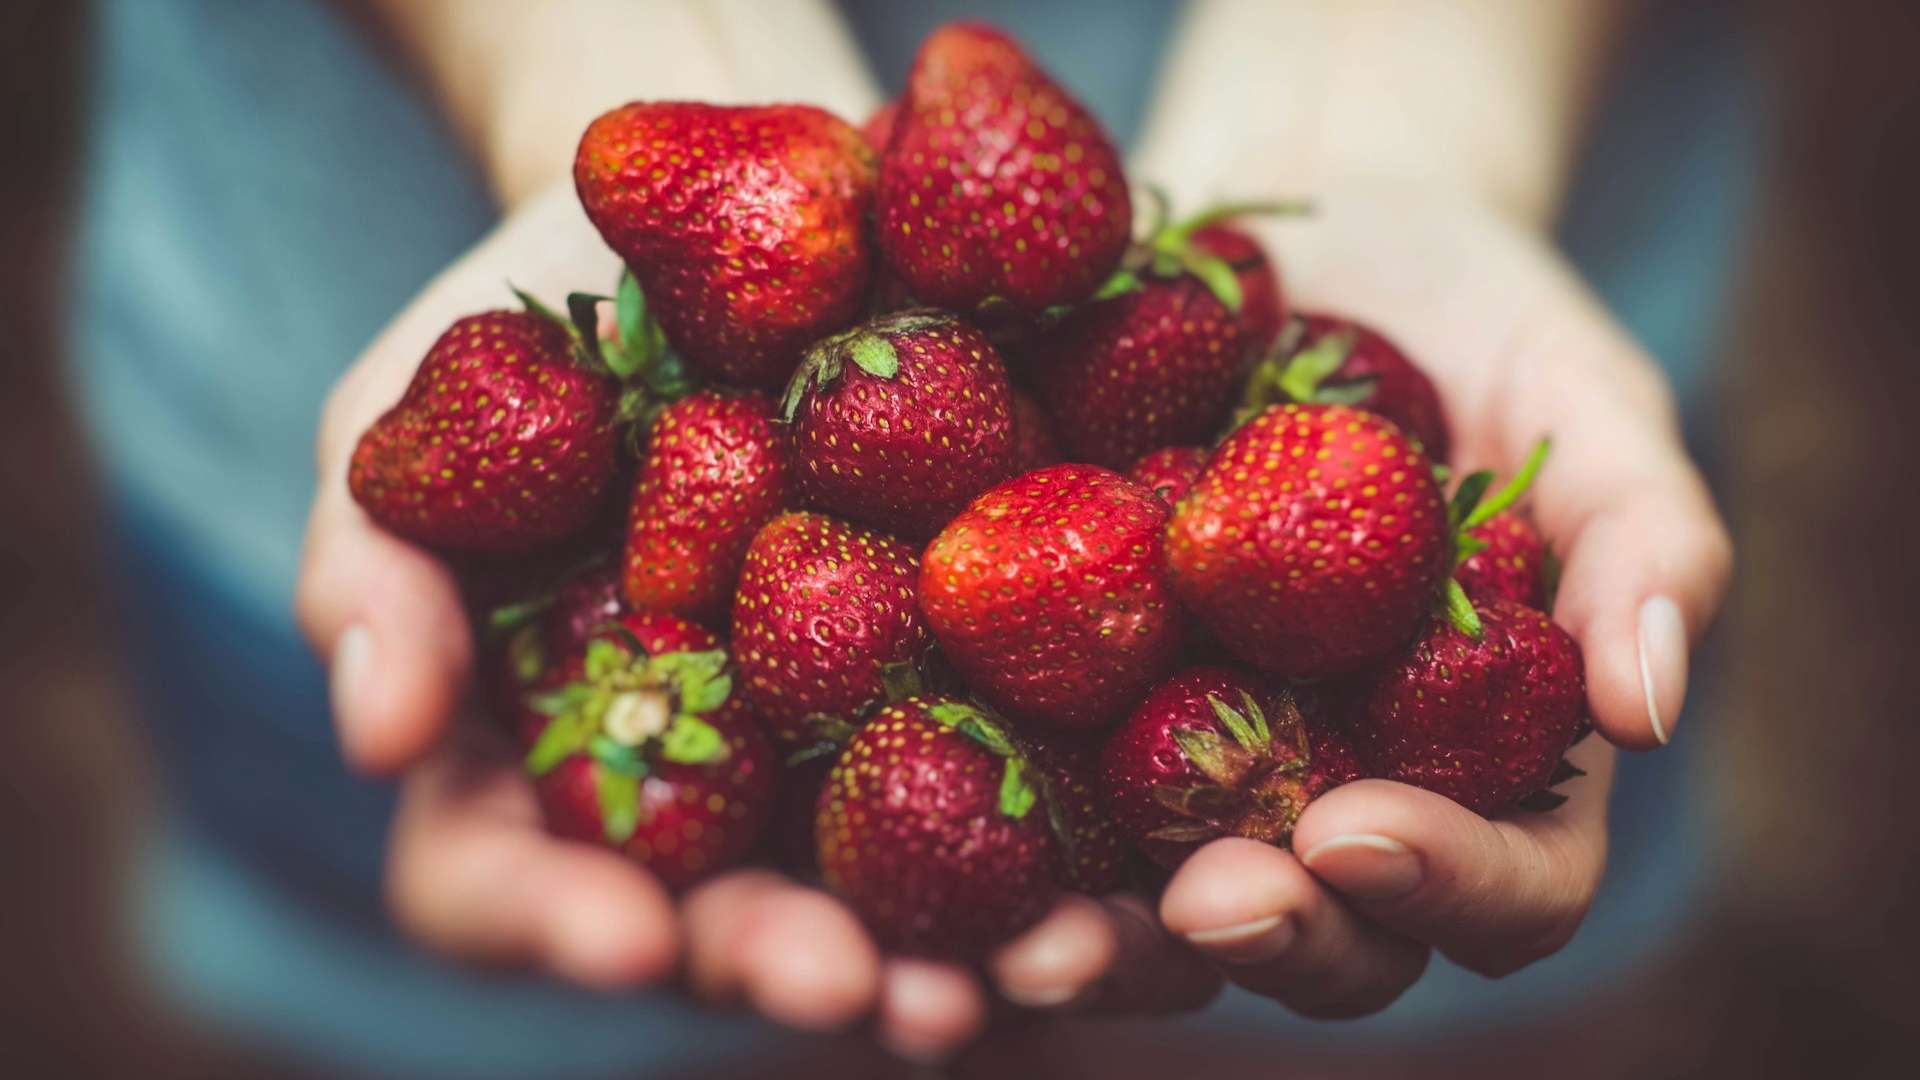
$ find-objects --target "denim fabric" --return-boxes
[68,0,1755,1072]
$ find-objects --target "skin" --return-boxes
[302,0,1731,1062]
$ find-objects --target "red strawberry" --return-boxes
[1190,222,1287,352]
[875,23,1131,315]
[816,697,1058,958]
[731,511,931,747]
[1009,391,1064,474]
[782,309,1016,537]
[1456,510,1550,609]
[1243,314,1452,462]
[349,306,622,552]
[575,102,877,389]
[1344,598,1586,816]
[622,389,795,623]
[1099,666,1340,869]
[1166,403,1451,679]
[861,100,900,152]
[1033,275,1249,468]
[1022,735,1130,894]
[920,464,1183,730]
[524,633,774,889]
[1127,446,1209,507]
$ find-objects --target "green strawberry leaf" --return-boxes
[596,766,641,845]
[564,290,613,367]
[997,756,1039,820]
[1238,690,1272,746]
[529,683,593,719]
[615,272,650,369]
[1311,377,1379,407]
[1442,577,1485,640]
[1448,470,1495,531]
[525,710,596,777]
[1171,727,1247,787]
[1457,534,1490,559]
[583,637,632,681]
[1206,694,1261,753]
[1277,331,1357,403]
[1461,439,1551,530]
[1091,268,1143,302]
[511,283,570,330]
[1160,199,1314,246]
[849,333,899,378]
[929,701,1015,756]
[803,713,860,746]
[487,596,554,637]
[507,625,546,686]
[1182,252,1244,313]
[879,661,926,703]
[785,740,843,767]
[657,715,729,765]
[589,734,648,777]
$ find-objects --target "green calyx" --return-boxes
[1234,321,1381,436]
[522,633,734,845]
[1438,438,1553,639]
[1107,188,1312,314]
[513,272,694,447]
[1149,689,1315,847]
[926,700,1039,821]
[779,309,955,421]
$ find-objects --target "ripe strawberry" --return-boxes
[732,511,931,746]
[1127,446,1209,506]
[524,632,774,889]
[575,102,877,389]
[1099,667,1343,869]
[1021,734,1129,894]
[861,100,899,152]
[782,309,1016,537]
[1030,200,1299,468]
[1242,313,1452,462]
[1166,403,1451,679]
[1190,222,1287,352]
[875,23,1131,315]
[1009,391,1064,474]
[1344,598,1586,816]
[1455,510,1550,609]
[920,464,1182,730]
[816,697,1058,958]
[349,305,623,552]
[622,389,795,623]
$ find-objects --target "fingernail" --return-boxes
[1300,835,1423,901]
[1183,913,1294,964]
[1637,595,1687,745]
[330,624,375,723]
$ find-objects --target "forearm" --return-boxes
[359,0,881,208]
[1133,0,1625,230]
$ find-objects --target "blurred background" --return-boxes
[3,0,1918,1076]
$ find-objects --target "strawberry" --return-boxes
[781,309,1016,538]
[1021,734,1130,894]
[575,102,877,389]
[1343,597,1586,816]
[920,464,1183,730]
[816,697,1058,958]
[1241,313,1452,462]
[861,100,900,152]
[1008,391,1064,474]
[731,511,931,747]
[622,388,795,623]
[1166,403,1451,679]
[1031,200,1299,468]
[1099,666,1344,869]
[875,23,1131,315]
[506,605,723,752]
[1127,446,1209,507]
[524,632,774,889]
[1456,510,1551,609]
[1190,222,1287,353]
[349,302,624,553]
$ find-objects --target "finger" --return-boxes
[1498,313,1732,750]
[296,483,472,774]
[1294,739,1615,977]
[1159,839,1428,1018]
[683,875,880,1032]
[1082,894,1224,1014]
[876,959,988,1066]
[384,736,679,988]
[986,895,1117,1009]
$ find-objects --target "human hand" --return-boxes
[1154,183,1732,1014]
[294,181,1218,1061]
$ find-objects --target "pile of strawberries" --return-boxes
[350,23,1586,960]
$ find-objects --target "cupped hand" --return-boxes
[1158,183,1732,1014]
[294,181,1217,1062]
